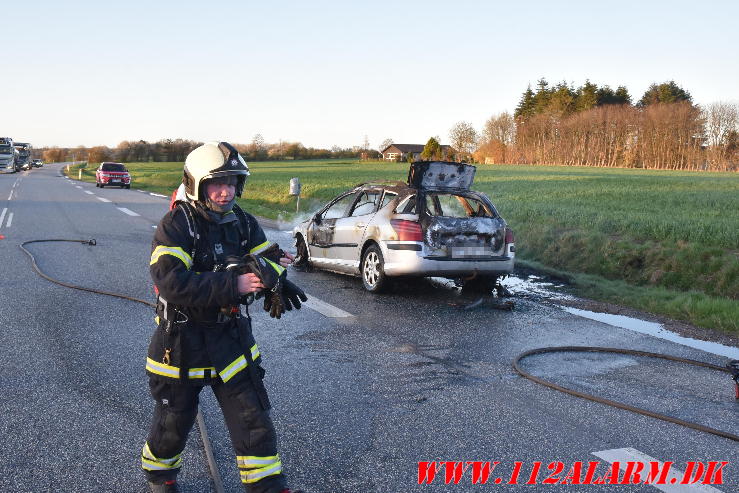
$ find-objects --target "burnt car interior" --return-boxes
[424,193,494,218]
[351,190,382,216]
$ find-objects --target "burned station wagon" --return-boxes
[292,161,515,292]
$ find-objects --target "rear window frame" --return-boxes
[420,191,497,219]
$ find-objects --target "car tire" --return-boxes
[125,184,130,189]
[293,235,311,270]
[361,244,390,293]
[99,183,104,188]
[95,182,99,187]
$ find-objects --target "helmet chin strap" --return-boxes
[204,197,236,214]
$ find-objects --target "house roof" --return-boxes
[381,144,454,153]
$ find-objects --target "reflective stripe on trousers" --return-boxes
[237,454,282,484]
[145,343,259,382]
[141,442,182,471]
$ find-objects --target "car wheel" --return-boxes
[95,182,99,187]
[99,183,104,188]
[293,235,311,270]
[361,244,389,293]
[125,184,131,189]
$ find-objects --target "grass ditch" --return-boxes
[65,161,739,335]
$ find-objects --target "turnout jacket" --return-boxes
[146,202,274,400]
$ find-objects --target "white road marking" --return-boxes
[592,448,724,492]
[84,191,94,195]
[151,225,157,228]
[137,189,146,193]
[96,197,112,203]
[6,213,13,228]
[7,191,12,200]
[0,208,6,226]
[302,293,354,318]
[149,192,167,198]
[563,307,739,360]
[117,207,140,216]
[75,185,82,189]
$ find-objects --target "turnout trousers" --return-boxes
[142,376,287,493]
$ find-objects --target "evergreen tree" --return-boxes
[638,81,692,106]
[548,82,576,117]
[515,85,536,118]
[614,86,632,105]
[421,137,441,160]
[576,80,599,111]
[533,78,551,115]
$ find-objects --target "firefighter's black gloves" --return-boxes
[221,250,306,319]
[282,279,308,310]
[257,276,308,319]
[260,279,308,318]
[261,285,287,319]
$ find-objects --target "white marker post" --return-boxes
[289,177,301,212]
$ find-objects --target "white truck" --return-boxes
[0,137,17,173]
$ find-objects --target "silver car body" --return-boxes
[293,162,515,281]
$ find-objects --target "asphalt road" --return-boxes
[0,164,736,493]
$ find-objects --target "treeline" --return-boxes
[472,80,738,171]
[39,134,377,164]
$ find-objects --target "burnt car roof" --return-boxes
[407,161,475,190]
[355,161,477,196]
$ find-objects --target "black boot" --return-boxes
[148,479,179,493]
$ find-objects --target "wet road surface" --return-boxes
[1,164,736,492]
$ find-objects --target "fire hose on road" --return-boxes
[20,238,226,493]
[514,346,739,442]
[20,238,739,492]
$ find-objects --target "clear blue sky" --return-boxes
[3,0,737,150]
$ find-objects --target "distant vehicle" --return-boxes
[14,142,32,171]
[0,137,16,173]
[95,161,131,188]
[292,161,515,292]
[32,159,43,168]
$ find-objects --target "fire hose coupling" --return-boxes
[728,360,739,400]
[86,239,97,246]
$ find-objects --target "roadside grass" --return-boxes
[65,161,739,335]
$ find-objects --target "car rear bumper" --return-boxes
[382,242,514,277]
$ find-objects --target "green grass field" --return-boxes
[68,160,739,333]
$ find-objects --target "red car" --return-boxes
[96,162,131,188]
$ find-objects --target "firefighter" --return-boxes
[143,142,306,493]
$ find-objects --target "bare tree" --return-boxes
[703,102,738,169]
[379,138,393,153]
[87,146,112,163]
[483,112,516,145]
[448,121,478,161]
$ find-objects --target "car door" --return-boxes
[307,192,357,270]
[332,189,383,271]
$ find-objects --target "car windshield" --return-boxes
[0,148,12,154]
[350,190,382,216]
[424,193,493,218]
[323,192,357,219]
[101,163,126,172]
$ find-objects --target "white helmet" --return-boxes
[183,141,250,202]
